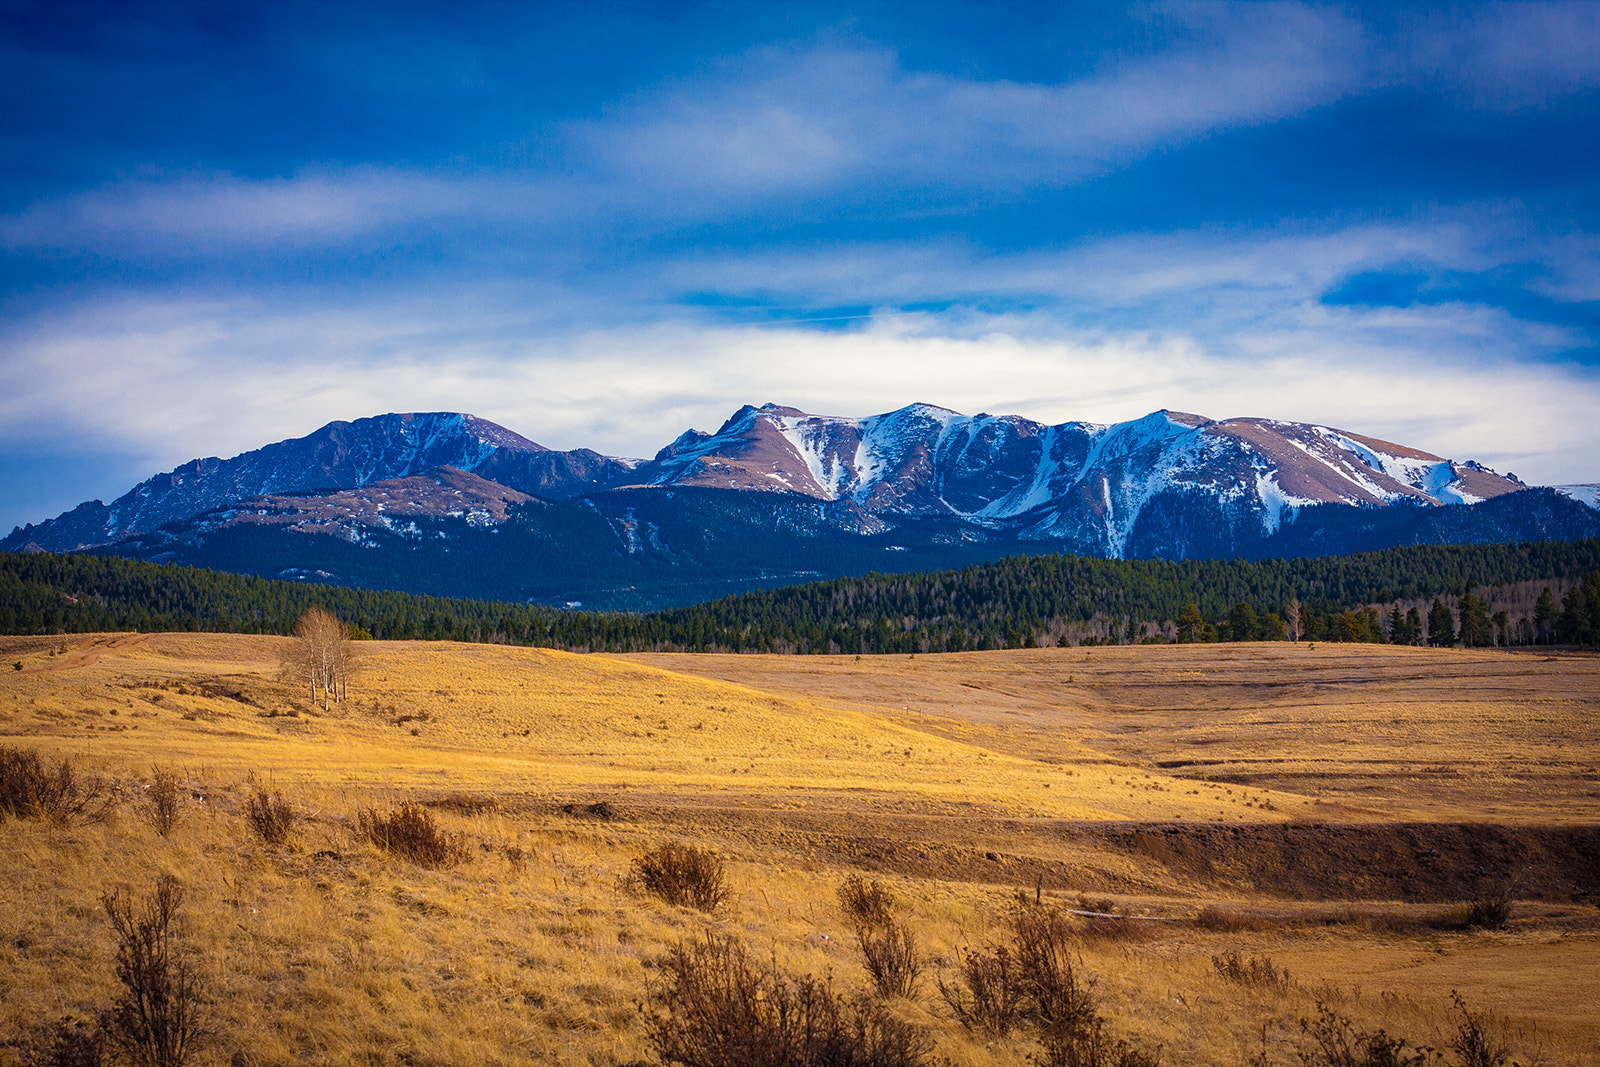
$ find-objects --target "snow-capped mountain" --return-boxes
[622,403,1526,554]
[6,402,1591,608]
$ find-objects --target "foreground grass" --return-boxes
[2,634,1597,1065]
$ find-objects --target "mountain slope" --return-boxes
[3,412,637,552]
[5,402,1588,608]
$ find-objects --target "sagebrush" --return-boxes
[632,841,729,912]
[357,801,465,867]
[645,933,934,1067]
[244,785,297,847]
[0,745,107,824]
[101,875,208,1067]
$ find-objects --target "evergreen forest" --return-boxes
[3,542,1598,654]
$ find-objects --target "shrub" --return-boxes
[940,905,1159,1066]
[1449,991,1513,1067]
[1009,905,1095,1030]
[0,746,107,824]
[101,875,207,1067]
[244,786,297,848]
[838,876,920,999]
[19,1016,108,1067]
[1466,878,1515,931]
[146,768,181,838]
[1211,951,1291,992]
[644,934,934,1067]
[857,915,921,1000]
[838,874,895,928]
[1298,1002,1431,1067]
[938,944,1023,1035]
[357,801,465,868]
[1038,1012,1163,1067]
[631,841,729,913]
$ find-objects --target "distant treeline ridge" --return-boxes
[2,541,1598,652]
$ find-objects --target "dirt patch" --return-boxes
[568,799,1600,903]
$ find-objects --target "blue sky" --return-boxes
[3,1,1599,533]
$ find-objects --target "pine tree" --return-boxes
[1459,593,1492,648]
[1176,603,1205,643]
[1427,598,1457,647]
[1534,587,1559,644]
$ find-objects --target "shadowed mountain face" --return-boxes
[6,412,638,553]
[6,403,1591,608]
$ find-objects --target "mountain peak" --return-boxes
[4,402,1556,563]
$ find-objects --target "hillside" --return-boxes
[2,635,1597,1065]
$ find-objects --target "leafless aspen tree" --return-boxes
[287,607,350,709]
[1286,598,1302,643]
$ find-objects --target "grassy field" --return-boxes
[2,633,1597,1066]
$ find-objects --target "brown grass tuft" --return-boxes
[144,768,181,838]
[1192,906,1272,932]
[1211,950,1291,993]
[0,745,108,824]
[644,933,935,1067]
[1298,1001,1428,1067]
[356,801,466,868]
[243,785,297,848]
[631,841,729,913]
[939,943,1024,1036]
[838,873,896,928]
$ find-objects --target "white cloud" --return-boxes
[0,169,579,255]
[2,287,1594,525]
[586,6,1372,198]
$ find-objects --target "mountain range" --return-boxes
[7,404,1598,609]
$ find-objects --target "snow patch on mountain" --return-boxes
[1254,470,1317,533]
[1553,484,1600,509]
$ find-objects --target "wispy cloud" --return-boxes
[585,6,1372,198]
[3,284,1595,521]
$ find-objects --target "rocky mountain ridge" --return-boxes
[6,403,1593,608]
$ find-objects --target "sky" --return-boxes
[3,1,1599,533]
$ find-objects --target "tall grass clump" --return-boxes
[631,841,730,913]
[838,875,920,999]
[145,767,181,838]
[244,785,297,848]
[938,944,1023,1036]
[1466,877,1516,931]
[357,801,465,868]
[18,1016,108,1067]
[0,745,106,824]
[940,904,1159,1067]
[838,873,895,928]
[1449,991,1515,1067]
[1298,1002,1430,1067]
[101,875,208,1067]
[1211,951,1291,993]
[644,934,935,1067]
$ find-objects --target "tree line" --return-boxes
[2,541,1598,653]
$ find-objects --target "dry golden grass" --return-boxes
[0,633,1596,1066]
[630,642,1600,823]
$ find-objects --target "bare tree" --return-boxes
[1285,598,1302,643]
[286,607,351,709]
